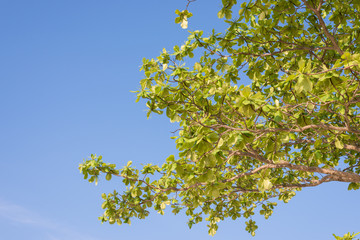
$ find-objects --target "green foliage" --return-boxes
[175,9,193,29]
[80,0,360,236]
[333,232,360,240]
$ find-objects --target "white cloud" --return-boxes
[0,198,99,240]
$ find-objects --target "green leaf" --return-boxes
[217,10,225,19]
[241,86,252,98]
[258,178,273,192]
[105,173,112,181]
[217,138,224,147]
[302,76,313,92]
[162,63,168,71]
[295,75,313,92]
[131,188,137,198]
[181,17,188,29]
[298,59,305,71]
[335,138,344,149]
[166,155,175,162]
[348,182,360,190]
[263,179,273,190]
[194,62,202,71]
[160,202,166,210]
[259,12,265,20]
[209,228,217,236]
[225,10,232,19]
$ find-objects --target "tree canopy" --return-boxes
[79,0,360,237]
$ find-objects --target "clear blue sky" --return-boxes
[0,1,358,239]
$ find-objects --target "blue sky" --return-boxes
[0,1,359,239]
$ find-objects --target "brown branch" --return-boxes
[230,46,333,58]
[230,151,360,183]
[219,124,360,135]
[185,0,196,10]
[275,160,360,182]
[316,0,324,11]
[275,174,333,189]
[301,0,343,55]
[344,144,360,153]
[306,65,358,76]
[224,164,275,182]
[285,139,360,153]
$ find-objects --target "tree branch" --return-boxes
[301,0,344,55]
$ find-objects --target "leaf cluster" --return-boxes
[81,0,360,236]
